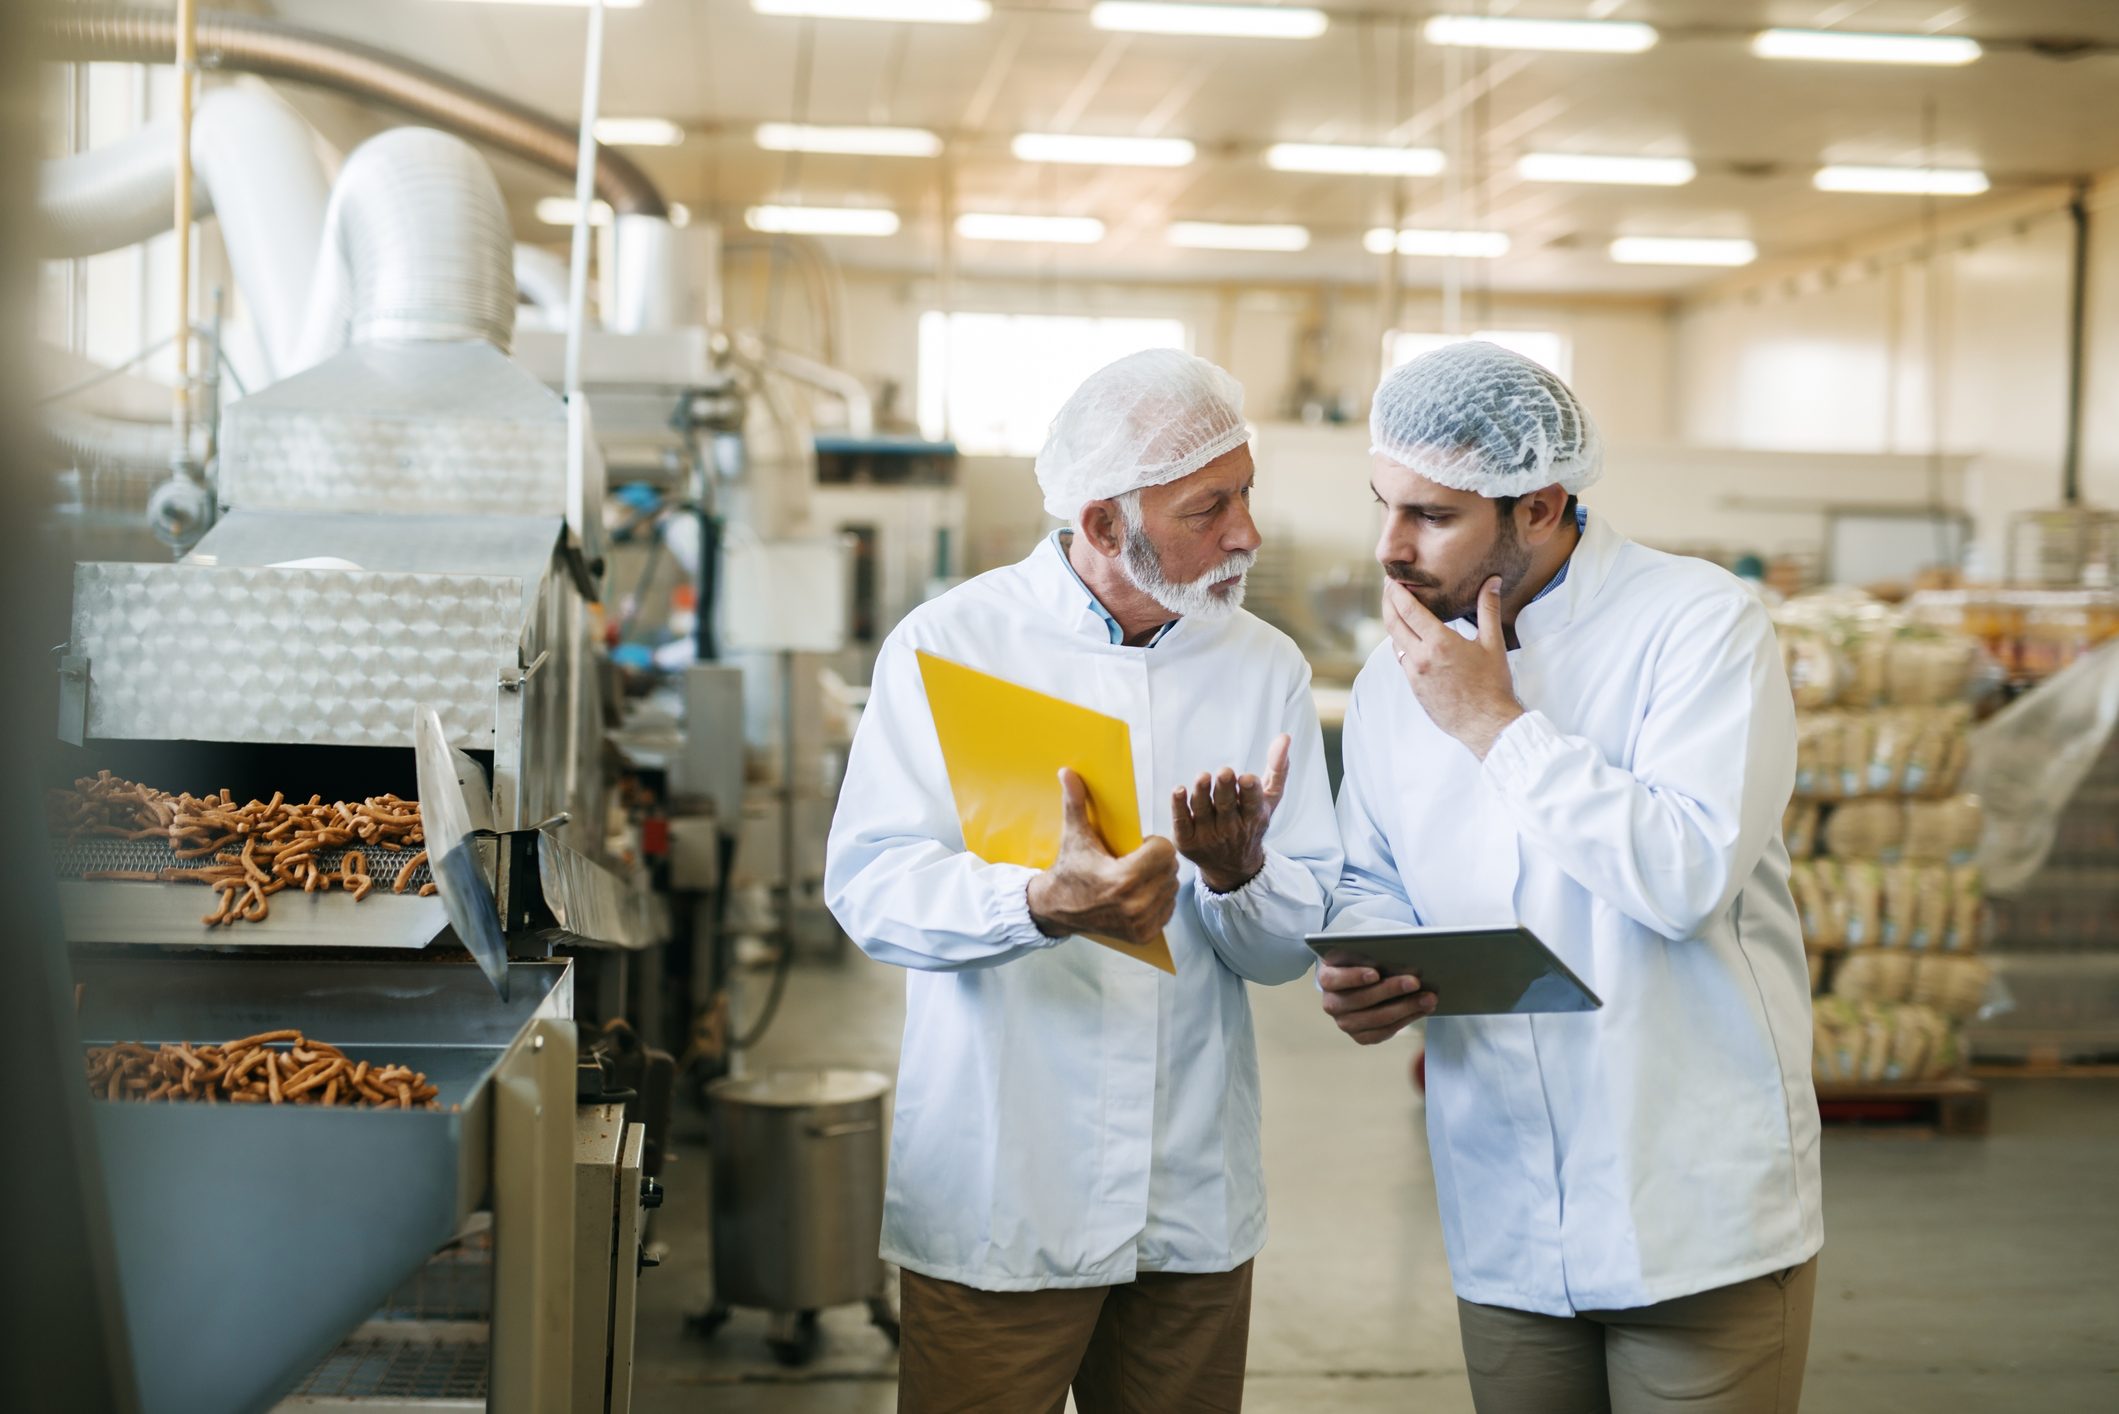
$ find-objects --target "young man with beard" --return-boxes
[1317,341,1822,1413]
[826,348,1342,1412]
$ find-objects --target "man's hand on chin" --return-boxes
[1383,576,1524,759]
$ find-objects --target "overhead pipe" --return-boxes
[732,330,873,439]
[513,244,573,318]
[37,87,332,379]
[561,0,608,398]
[42,5,668,218]
[46,407,209,472]
[191,85,331,382]
[35,117,210,258]
[2062,181,2090,507]
[171,0,196,474]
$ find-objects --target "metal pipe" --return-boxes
[2063,181,2090,507]
[36,116,210,258]
[38,87,333,375]
[170,0,194,472]
[43,5,667,218]
[732,330,873,438]
[938,144,956,440]
[563,0,607,398]
[513,243,573,316]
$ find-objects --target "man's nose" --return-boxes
[1224,498,1263,556]
[1375,522,1406,568]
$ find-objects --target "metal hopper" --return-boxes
[74,955,571,1414]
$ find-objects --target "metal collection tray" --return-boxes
[72,955,570,1414]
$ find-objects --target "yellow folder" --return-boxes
[916,650,1176,974]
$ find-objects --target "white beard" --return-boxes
[1117,498,1256,621]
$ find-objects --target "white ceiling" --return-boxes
[265,0,2119,294]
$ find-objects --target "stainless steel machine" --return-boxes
[53,333,662,1414]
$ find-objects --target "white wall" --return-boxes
[720,260,1676,445]
[1672,194,2100,579]
[721,184,2119,654]
[1241,425,1972,647]
[716,258,1681,612]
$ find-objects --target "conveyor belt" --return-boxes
[51,835,435,890]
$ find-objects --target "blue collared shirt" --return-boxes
[1527,503,1590,607]
[1050,530,1176,647]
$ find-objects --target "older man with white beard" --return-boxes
[826,348,1342,1413]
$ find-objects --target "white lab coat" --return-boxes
[1330,510,1823,1316]
[826,534,1342,1291]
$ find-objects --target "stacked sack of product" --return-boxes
[1774,596,1995,1085]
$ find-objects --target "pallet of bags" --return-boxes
[1812,998,1962,1085]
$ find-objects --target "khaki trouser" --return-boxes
[896,1261,1254,1414]
[1456,1258,1819,1414]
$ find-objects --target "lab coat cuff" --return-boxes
[990,863,1059,950]
[1480,708,1559,798]
[1197,859,1275,914]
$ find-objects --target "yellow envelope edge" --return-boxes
[1087,929,1176,975]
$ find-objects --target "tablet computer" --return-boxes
[1305,926,1602,1017]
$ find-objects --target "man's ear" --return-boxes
[1079,499,1126,557]
[1518,484,1571,545]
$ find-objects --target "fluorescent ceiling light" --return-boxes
[537,197,612,226]
[1609,236,1757,266]
[1167,221,1310,251]
[1363,227,1511,259]
[755,122,942,157]
[1425,15,1656,53]
[1090,3,1327,39]
[1517,152,1696,187]
[751,0,991,22]
[434,1,645,8]
[594,117,684,147]
[1752,28,1981,66]
[1012,133,1196,167]
[1814,164,1990,196]
[956,213,1106,244]
[538,196,693,226]
[1266,143,1444,176]
[745,204,900,236]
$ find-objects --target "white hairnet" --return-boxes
[1369,339,1603,497]
[1035,348,1250,521]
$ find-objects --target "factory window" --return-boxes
[1386,328,1573,382]
[917,311,1189,456]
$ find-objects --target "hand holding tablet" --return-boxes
[1311,925,1601,1044]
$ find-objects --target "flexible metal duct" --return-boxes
[38,343,176,422]
[191,84,332,381]
[48,126,517,471]
[291,127,517,370]
[42,5,667,218]
[513,243,572,318]
[36,116,210,258]
[37,86,331,377]
[45,407,207,470]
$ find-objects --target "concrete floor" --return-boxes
[632,952,2119,1413]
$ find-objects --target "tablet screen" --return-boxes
[1307,926,1601,1017]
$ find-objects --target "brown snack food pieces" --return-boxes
[84,1030,447,1111]
[49,774,427,928]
